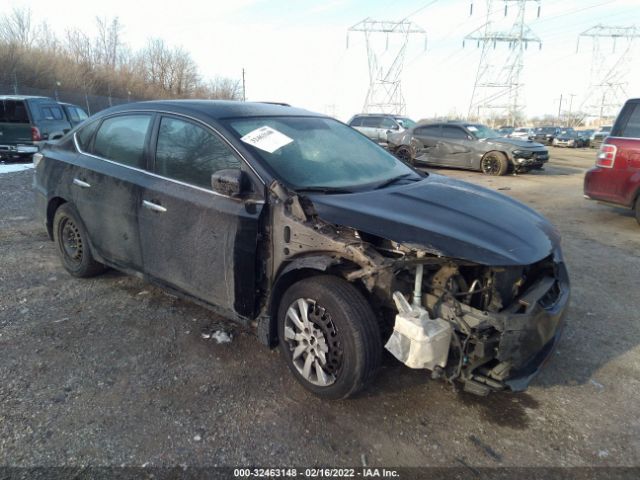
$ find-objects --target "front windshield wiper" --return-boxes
[373,173,420,190]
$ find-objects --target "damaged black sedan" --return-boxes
[34,101,569,399]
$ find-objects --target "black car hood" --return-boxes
[307,174,560,266]
[485,137,546,149]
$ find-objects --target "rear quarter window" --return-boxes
[75,119,100,151]
[349,117,363,127]
[40,105,64,121]
[612,102,640,138]
[361,117,382,128]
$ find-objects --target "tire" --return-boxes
[395,146,413,164]
[635,196,640,226]
[277,275,382,399]
[53,203,106,278]
[480,151,509,176]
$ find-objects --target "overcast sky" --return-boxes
[6,0,640,121]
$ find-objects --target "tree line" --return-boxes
[0,8,241,101]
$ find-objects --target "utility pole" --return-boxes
[465,0,542,125]
[577,25,640,124]
[556,93,563,125]
[347,18,427,114]
[567,93,576,126]
[242,68,246,102]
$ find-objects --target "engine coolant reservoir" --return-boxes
[385,292,452,370]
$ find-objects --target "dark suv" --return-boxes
[0,96,76,160]
[387,122,549,175]
[584,98,640,225]
[34,101,569,399]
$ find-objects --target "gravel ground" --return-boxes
[0,148,639,469]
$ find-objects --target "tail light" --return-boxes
[596,144,617,168]
[31,126,42,142]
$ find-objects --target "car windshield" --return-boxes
[395,117,416,128]
[465,124,500,139]
[223,116,421,191]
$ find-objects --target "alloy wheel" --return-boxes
[283,298,341,387]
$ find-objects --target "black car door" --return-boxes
[72,113,152,270]
[437,125,474,168]
[412,124,442,163]
[137,115,263,318]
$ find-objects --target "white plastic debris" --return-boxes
[211,331,232,344]
[384,291,452,370]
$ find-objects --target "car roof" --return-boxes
[0,95,52,101]
[352,113,405,118]
[102,100,320,120]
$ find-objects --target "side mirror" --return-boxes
[211,169,250,198]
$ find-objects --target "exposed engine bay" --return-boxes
[262,181,569,396]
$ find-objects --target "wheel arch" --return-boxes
[259,254,371,348]
[46,196,68,240]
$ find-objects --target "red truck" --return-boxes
[584,98,640,225]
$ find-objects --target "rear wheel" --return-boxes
[480,151,509,176]
[53,203,105,278]
[278,275,381,399]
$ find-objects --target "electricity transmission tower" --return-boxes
[577,25,640,124]
[465,0,541,125]
[347,18,427,114]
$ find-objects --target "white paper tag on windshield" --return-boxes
[241,126,293,153]
[467,126,478,132]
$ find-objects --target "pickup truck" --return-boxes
[0,96,87,161]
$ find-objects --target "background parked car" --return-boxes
[552,129,587,148]
[387,121,549,175]
[509,127,535,140]
[348,113,416,146]
[0,95,74,161]
[584,98,640,225]
[60,102,89,127]
[577,129,594,147]
[590,125,612,149]
[533,126,561,145]
[496,126,514,137]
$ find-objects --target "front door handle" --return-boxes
[72,178,91,188]
[142,200,167,213]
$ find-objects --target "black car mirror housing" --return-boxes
[211,169,250,198]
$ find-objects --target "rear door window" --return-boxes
[414,125,441,137]
[441,126,468,139]
[613,102,640,138]
[93,115,152,168]
[154,116,240,190]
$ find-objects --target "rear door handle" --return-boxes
[142,200,167,213]
[72,178,91,188]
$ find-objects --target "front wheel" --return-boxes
[480,151,509,176]
[635,196,640,226]
[395,146,413,164]
[278,275,382,399]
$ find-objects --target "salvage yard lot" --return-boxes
[1,147,639,467]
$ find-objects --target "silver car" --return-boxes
[348,114,416,146]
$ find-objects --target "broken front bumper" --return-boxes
[469,262,570,394]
